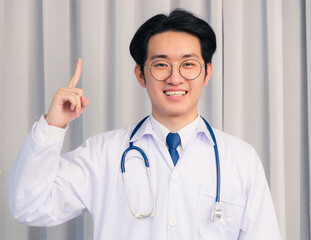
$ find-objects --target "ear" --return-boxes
[203,63,213,86]
[135,65,146,88]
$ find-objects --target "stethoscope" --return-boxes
[121,116,222,221]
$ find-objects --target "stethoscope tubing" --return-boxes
[120,116,221,219]
[200,116,221,203]
[121,146,149,173]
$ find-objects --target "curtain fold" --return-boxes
[305,0,311,237]
[1,0,310,239]
[265,0,286,237]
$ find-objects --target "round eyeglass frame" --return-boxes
[144,59,205,81]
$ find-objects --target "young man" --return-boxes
[9,9,281,239]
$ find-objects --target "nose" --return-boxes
[166,64,185,85]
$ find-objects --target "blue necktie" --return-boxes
[166,132,181,166]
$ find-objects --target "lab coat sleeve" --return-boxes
[9,116,95,226]
[238,149,281,239]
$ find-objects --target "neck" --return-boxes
[152,112,199,132]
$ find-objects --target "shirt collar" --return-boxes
[150,115,170,145]
[150,115,215,148]
[196,117,215,146]
[129,116,154,143]
[129,115,215,146]
[176,116,200,149]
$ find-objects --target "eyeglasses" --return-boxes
[145,59,205,81]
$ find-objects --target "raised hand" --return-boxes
[45,58,89,128]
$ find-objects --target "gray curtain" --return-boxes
[0,0,310,239]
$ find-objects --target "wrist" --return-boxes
[45,114,67,129]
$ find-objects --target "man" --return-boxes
[9,9,281,239]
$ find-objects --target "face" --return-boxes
[135,31,212,124]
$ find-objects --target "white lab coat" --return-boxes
[9,115,281,240]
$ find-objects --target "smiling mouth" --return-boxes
[164,90,187,96]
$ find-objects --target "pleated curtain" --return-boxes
[0,0,310,239]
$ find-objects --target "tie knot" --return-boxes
[166,132,181,150]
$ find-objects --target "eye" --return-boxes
[183,62,194,67]
[154,63,168,67]
[181,60,200,68]
[152,61,170,69]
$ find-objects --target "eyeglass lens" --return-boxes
[150,59,203,81]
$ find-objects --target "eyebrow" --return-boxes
[182,54,200,59]
[149,54,201,61]
[150,55,168,61]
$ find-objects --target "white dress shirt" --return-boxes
[9,115,281,240]
[150,114,200,156]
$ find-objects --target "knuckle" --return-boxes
[69,95,76,103]
[75,88,83,96]
[56,88,65,94]
[75,95,81,104]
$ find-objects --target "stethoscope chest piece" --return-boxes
[211,202,222,221]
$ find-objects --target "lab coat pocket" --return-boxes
[197,185,245,239]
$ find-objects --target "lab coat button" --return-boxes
[169,218,177,226]
[171,171,178,180]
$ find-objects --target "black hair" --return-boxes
[129,9,216,71]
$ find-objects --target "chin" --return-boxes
[153,103,197,119]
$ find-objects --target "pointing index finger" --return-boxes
[67,58,82,88]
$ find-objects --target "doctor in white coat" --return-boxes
[9,9,281,240]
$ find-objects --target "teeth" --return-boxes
[165,91,186,96]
